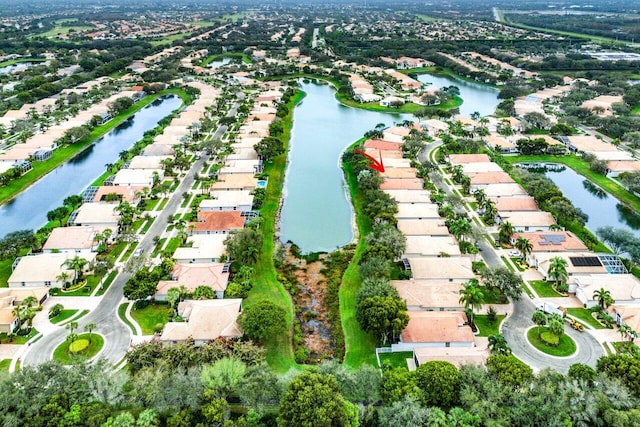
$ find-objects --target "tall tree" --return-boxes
[547,256,568,288]
[458,279,484,325]
[515,237,533,261]
[593,287,614,310]
[356,295,409,345]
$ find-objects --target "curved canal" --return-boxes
[417,73,500,117]
[280,82,409,253]
[0,95,181,237]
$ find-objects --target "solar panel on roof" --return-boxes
[569,257,602,267]
[539,234,565,245]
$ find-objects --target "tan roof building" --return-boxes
[413,344,488,368]
[174,234,227,264]
[379,178,424,191]
[160,299,243,345]
[483,183,528,198]
[405,235,461,257]
[449,154,491,165]
[533,252,608,280]
[460,162,504,174]
[608,305,640,333]
[396,203,440,220]
[469,172,514,186]
[128,155,171,170]
[574,274,640,307]
[92,186,141,203]
[498,211,556,231]
[156,262,229,299]
[382,167,418,179]
[73,203,120,227]
[397,311,474,350]
[8,252,95,288]
[210,174,258,191]
[397,219,449,236]
[43,226,97,253]
[201,191,254,212]
[392,279,463,310]
[383,190,431,204]
[407,256,474,281]
[491,196,538,212]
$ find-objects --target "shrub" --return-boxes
[69,339,89,354]
[487,306,497,324]
[49,303,64,319]
[540,331,559,347]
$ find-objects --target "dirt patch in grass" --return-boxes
[283,250,334,361]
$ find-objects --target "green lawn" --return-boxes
[378,351,413,369]
[0,258,12,287]
[0,328,38,344]
[341,139,378,368]
[0,88,189,205]
[566,308,606,330]
[527,327,577,357]
[247,91,306,372]
[0,58,47,68]
[529,280,564,298]
[49,309,78,324]
[34,25,93,38]
[118,303,137,335]
[163,237,182,256]
[52,333,104,365]
[143,198,161,211]
[0,359,10,371]
[130,303,172,335]
[151,238,167,257]
[473,314,506,337]
[96,270,118,296]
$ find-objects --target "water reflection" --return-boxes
[582,180,608,199]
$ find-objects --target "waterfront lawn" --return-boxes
[378,351,413,369]
[0,58,48,68]
[0,258,11,287]
[341,139,378,368]
[49,309,78,324]
[130,303,172,335]
[529,280,563,298]
[245,90,306,372]
[0,88,190,205]
[473,314,506,337]
[118,303,137,335]
[566,308,606,330]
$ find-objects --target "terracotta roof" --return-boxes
[449,154,491,164]
[512,231,587,252]
[190,211,245,233]
[380,178,424,190]
[491,196,538,212]
[402,311,474,343]
[363,139,402,151]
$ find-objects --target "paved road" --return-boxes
[420,143,604,373]
[22,99,241,367]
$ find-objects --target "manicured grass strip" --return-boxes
[527,327,577,357]
[529,280,564,298]
[566,308,606,330]
[0,359,10,371]
[141,219,154,234]
[378,351,413,369]
[53,333,104,365]
[248,90,306,372]
[130,303,172,335]
[341,139,378,368]
[0,88,189,205]
[501,256,515,272]
[0,258,12,287]
[479,286,508,304]
[0,58,48,68]
[49,309,78,324]
[473,314,506,337]
[118,303,137,334]
[151,238,167,257]
[163,237,182,256]
[157,198,169,211]
[60,310,89,326]
[143,198,161,211]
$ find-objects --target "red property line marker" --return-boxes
[353,149,385,173]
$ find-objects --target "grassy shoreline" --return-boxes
[250,89,306,372]
[0,58,47,68]
[340,138,378,367]
[0,88,189,206]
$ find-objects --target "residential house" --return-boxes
[8,252,95,288]
[404,235,461,257]
[397,219,450,236]
[497,211,556,232]
[574,274,640,308]
[189,210,245,235]
[43,226,97,254]
[392,311,475,351]
[392,280,463,311]
[72,203,120,229]
[174,234,227,264]
[156,263,230,300]
[201,191,254,212]
[159,299,243,345]
[406,257,475,282]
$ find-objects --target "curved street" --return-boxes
[21,98,240,368]
[421,142,605,373]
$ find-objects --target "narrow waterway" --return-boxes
[0,95,181,237]
[417,73,500,117]
[541,164,640,236]
[279,82,409,253]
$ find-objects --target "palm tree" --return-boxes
[547,256,568,288]
[449,217,471,242]
[593,288,614,310]
[459,279,484,326]
[22,296,38,308]
[515,237,533,262]
[498,221,514,245]
[482,200,498,225]
[548,314,565,343]
[56,271,71,288]
[488,334,511,355]
[618,324,637,342]
[531,310,548,339]
[84,322,97,343]
[473,188,487,206]
[63,256,88,285]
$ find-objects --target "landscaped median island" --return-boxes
[52,332,104,365]
[527,327,577,357]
